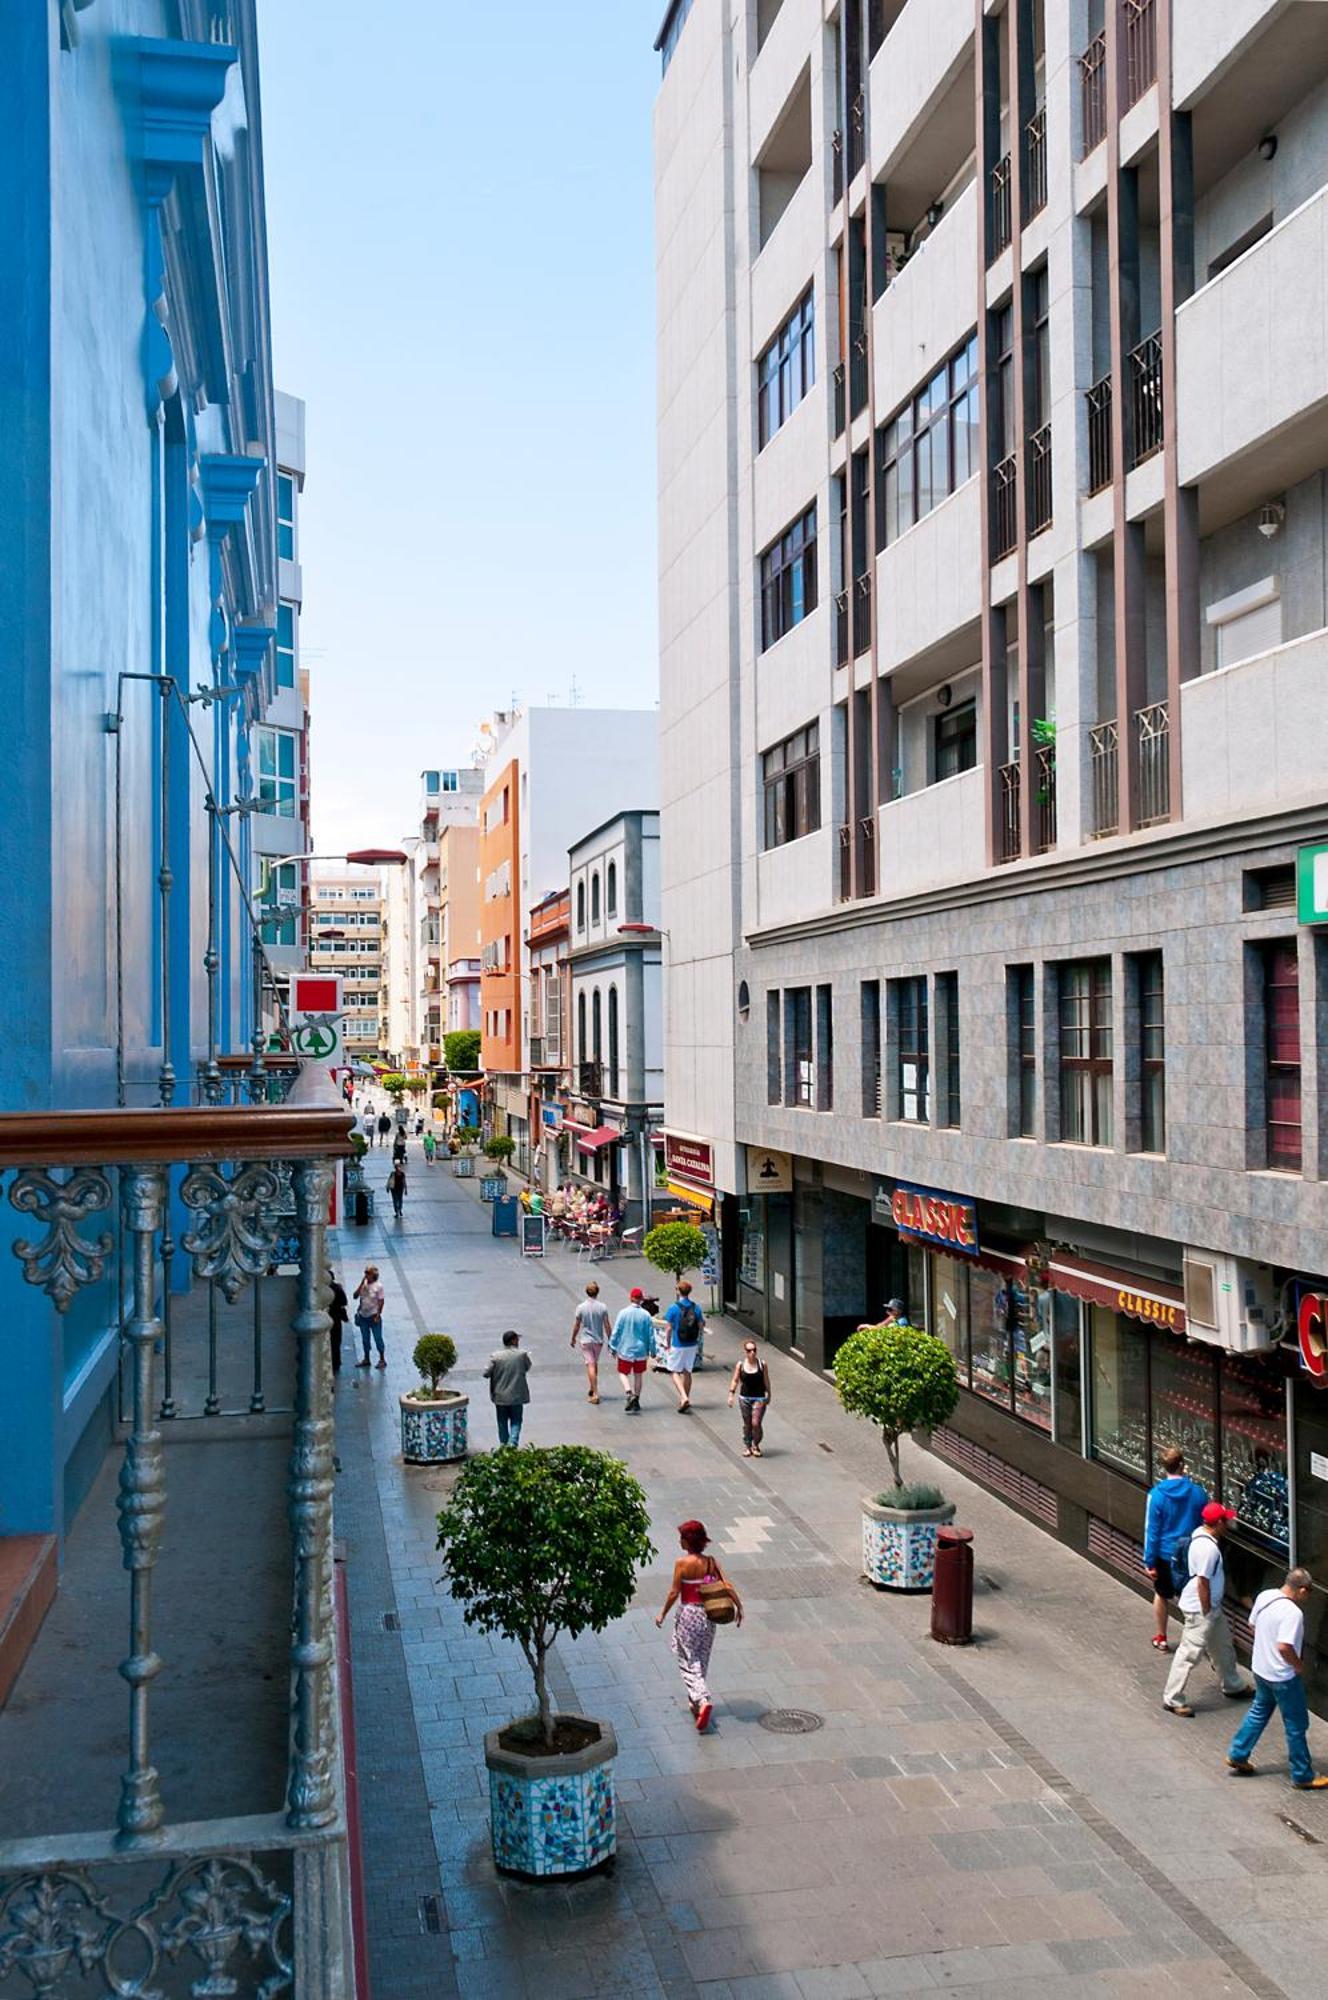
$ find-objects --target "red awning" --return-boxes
[575,1126,622,1152]
[1045,1253,1187,1333]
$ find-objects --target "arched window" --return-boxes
[577,991,587,1063]
[576,881,585,932]
[608,986,620,1096]
[592,989,602,1060]
[606,861,618,918]
[591,873,601,924]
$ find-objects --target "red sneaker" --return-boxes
[695,1701,712,1733]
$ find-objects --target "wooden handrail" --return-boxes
[0,1099,354,1170]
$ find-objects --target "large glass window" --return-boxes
[785,987,813,1107]
[1051,1291,1082,1450]
[759,505,818,650]
[1262,942,1301,1171]
[256,726,298,818]
[277,472,295,560]
[933,701,977,781]
[876,335,979,549]
[970,1265,1019,1413]
[929,1252,972,1388]
[257,859,300,948]
[276,601,296,689]
[893,976,928,1123]
[1220,1353,1289,1554]
[1088,1307,1149,1477]
[1013,965,1036,1137]
[1059,959,1113,1146]
[1013,1276,1052,1433]
[1138,952,1165,1154]
[1150,1332,1217,1493]
[936,971,961,1129]
[762,723,821,848]
[757,288,815,448]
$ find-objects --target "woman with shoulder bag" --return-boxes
[728,1341,772,1456]
[655,1519,742,1733]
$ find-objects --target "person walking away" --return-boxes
[1162,1503,1253,1715]
[609,1288,655,1412]
[655,1519,742,1733]
[377,1112,391,1149]
[326,1267,348,1378]
[1228,1568,1328,1788]
[728,1341,772,1456]
[1143,1446,1208,1651]
[415,1115,424,1136]
[353,1265,386,1368]
[423,1129,436,1165]
[387,1162,407,1219]
[483,1330,531,1447]
[664,1279,704,1412]
[570,1280,611,1402]
[392,1130,407,1165]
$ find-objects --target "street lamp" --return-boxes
[287,848,409,866]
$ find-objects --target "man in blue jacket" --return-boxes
[1143,1445,1208,1651]
[610,1287,657,1413]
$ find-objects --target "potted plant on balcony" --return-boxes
[400,1333,468,1465]
[437,1445,654,1878]
[835,1320,959,1592]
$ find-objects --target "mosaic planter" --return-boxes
[484,1718,617,1879]
[399,1390,468,1465]
[861,1495,955,1592]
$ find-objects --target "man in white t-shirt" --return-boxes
[1162,1502,1253,1715]
[1228,1568,1327,1788]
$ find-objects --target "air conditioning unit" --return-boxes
[1183,1250,1278,1352]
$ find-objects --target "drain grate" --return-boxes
[382,1611,400,1632]
[758,1707,824,1735]
[417,1892,444,1934]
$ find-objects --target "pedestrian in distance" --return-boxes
[415,1115,424,1136]
[570,1280,611,1403]
[728,1339,772,1456]
[377,1112,392,1146]
[392,1129,407,1163]
[326,1266,348,1378]
[387,1162,407,1219]
[1162,1502,1253,1715]
[423,1129,436,1165]
[352,1265,386,1369]
[1228,1568,1328,1789]
[663,1279,704,1413]
[654,1519,743,1734]
[1143,1445,1208,1651]
[609,1287,656,1412]
[483,1330,531,1447]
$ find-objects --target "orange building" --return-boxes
[478,758,520,1076]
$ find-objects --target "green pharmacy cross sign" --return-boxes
[1297,843,1328,925]
[292,1020,338,1059]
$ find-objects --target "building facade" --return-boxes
[654,0,1328,1694]
[310,867,386,1059]
[528,889,572,1187]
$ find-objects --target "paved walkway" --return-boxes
[332,1149,1328,2000]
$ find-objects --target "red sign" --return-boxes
[1299,1293,1328,1380]
[664,1132,714,1191]
[891,1185,978,1254]
[292,973,341,1016]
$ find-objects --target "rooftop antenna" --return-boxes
[569,675,582,708]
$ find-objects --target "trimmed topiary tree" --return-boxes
[483,1135,515,1164]
[437,1446,655,1747]
[412,1332,457,1398]
[642,1220,708,1285]
[834,1322,959,1489]
[444,1028,481,1075]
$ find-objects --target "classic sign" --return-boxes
[1117,1288,1180,1330]
[1299,1292,1328,1380]
[889,1184,979,1255]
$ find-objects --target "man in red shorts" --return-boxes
[609,1286,656,1413]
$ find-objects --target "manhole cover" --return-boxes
[758,1708,824,1735]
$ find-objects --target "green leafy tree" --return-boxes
[642,1221,708,1285]
[483,1135,515,1164]
[412,1333,457,1396]
[437,1446,654,1747]
[834,1322,958,1489]
[444,1029,481,1075]
[455,1123,480,1151]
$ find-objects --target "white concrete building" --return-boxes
[380,768,483,1070]
[309,866,385,1058]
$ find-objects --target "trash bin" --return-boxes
[930,1526,974,1645]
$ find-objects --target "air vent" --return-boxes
[1183,1253,1219,1332]
[1087,1514,1144,1578]
[931,1428,1058,1526]
[1244,864,1295,911]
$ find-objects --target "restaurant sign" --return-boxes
[663,1131,714,1193]
[880,1182,979,1255]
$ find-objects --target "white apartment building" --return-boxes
[654,0,1328,1694]
[381,768,483,1070]
[309,866,385,1058]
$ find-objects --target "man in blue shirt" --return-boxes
[1143,1445,1208,1652]
[609,1288,656,1413]
[663,1280,705,1413]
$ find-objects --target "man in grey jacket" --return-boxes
[483,1330,532,1447]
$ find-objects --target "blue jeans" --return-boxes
[1230,1673,1314,1784]
[356,1315,384,1362]
[495,1405,523,1447]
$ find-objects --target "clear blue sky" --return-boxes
[257,2,663,853]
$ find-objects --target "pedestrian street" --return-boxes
[332,1145,1328,2000]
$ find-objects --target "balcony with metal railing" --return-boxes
[989,153,1012,258]
[1025,106,1047,219]
[1079,31,1107,156]
[1128,332,1164,466]
[1033,741,1057,854]
[857,813,877,896]
[991,453,1018,560]
[847,90,866,182]
[831,126,843,203]
[835,588,850,669]
[849,331,869,418]
[1027,423,1052,536]
[1136,700,1171,826]
[998,762,1021,862]
[1086,374,1113,492]
[1088,719,1119,836]
[853,571,873,657]
[1124,0,1157,108]
[832,361,846,438]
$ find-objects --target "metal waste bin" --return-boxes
[930,1526,974,1645]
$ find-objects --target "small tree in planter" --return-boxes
[483,1135,515,1166]
[437,1446,655,1877]
[835,1322,960,1592]
[642,1221,707,1285]
[401,1333,467,1464]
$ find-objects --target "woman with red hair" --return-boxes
[655,1520,742,1732]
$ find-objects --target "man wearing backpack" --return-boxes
[1143,1446,1208,1652]
[1162,1502,1253,1716]
[664,1279,704,1413]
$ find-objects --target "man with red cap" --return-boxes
[1162,1501,1253,1716]
[609,1287,656,1413]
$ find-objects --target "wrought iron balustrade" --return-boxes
[1136,700,1171,826]
[1025,106,1047,219]
[832,361,846,438]
[998,761,1021,862]
[1089,719,1119,836]
[1129,332,1163,466]
[1079,31,1107,156]
[991,453,1018,560]
[1033,741,1057,854]
[1124,0,1157,107]
[837,823,853,901]
[831,126,843,203]
[1027,423,1052,536]
[834,588,850,668]
[1086,374,1113,493]
[853,571,873,657]
[847,90,866,182]
[990,153,1012,258]
[857,814,877,897]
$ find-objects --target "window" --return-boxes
[576,882,585,932]
[1262,942,1301,1171]
[608,987,620,1096]
[893,976,929,1123]
[1028,266,1050,432]
[256,726,298,817]
[1012,965,1036,1137]
[591,874,601,925]
[936,972,960,1128]
[277,473,295,560]
[577,991,587,1063]
[762,723,821,848]
[767,991,782,1104]
[993,304,1015,459]
[875,335,979,549]
[861,980,881,1117]
[606,862,617,918]
[1137,952,1165,1154]
[276,601,295,689]
[759,505,818,650]
[816,985,833,1111]
[1088,1308,1149,1478]
[439,770,459,792]
[592,989,602,1061]
[659,0,694,74]
[1219,1352,1290,1552]
[784,987,813,1107]
[933,700,977,782]
[258,859,300,948]
[757,288,815,448]
[1059,960,1113,1146]
[1207,578,1282,672]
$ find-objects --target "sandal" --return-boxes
[742,1446,753,1457]
[1150,1634,1171,1651]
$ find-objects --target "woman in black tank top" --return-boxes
[727,1341,771,1456]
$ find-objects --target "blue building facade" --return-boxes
[0,0,288,1538]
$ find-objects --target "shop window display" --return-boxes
[929,1251,971,1388]
[1051,1291,1083,1451]
[1220,1353,1289,1552]
[1089,1307,1149,1478]
[1013,1281,1053,1434]
[1149,1333,1217,1495]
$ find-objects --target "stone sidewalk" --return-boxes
[331,1151,1328,2000]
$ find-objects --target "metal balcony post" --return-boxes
[286,1156,337,1831]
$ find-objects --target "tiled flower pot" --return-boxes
[484,1719,617,1878]
[861,1495,955,1592]
[399,1390,468,1465]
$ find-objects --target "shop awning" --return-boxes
[661,1182,714,1215]
[1045,1253,1187,1334]
[575,1126,621,1152]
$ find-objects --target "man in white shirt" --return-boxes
[1228,1568,1327,1789]
[1162,1502,1252,1715]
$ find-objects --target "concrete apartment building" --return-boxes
[382,768,483,1070]
[478,707,658,1165]
[654,0,1328,1692]
[310,866,385,1058]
